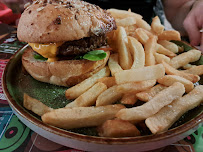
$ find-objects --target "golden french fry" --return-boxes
[158,40,178,53]
[116,82,185,123]
[65,67,110,99]
[115,64,165,84]
[97,77,117,88]
[136,84,167,102]
[116,26,133,70]
[155,53,170,64]
[98,119,140,137]
[107,9,142,20]
[135,29,176,58]
[144,36,157,66]
[151,16,164,35]
[135,28,155,44]
[146,85,203,134]
[162,61,200,83]
[121,93,138,105]
[116,80,156,94]
[183,65,203,76]
[156,44,177,57]
[96,85,122,106]
[158,30,181,41]
[116,17,136,27]
[169,49,201,69]
[157,75,194,93]
[128,36,145,69]
[136,18,151,31]
[42,104,125,130]
[182,64,196,70]
[142,28,155,37]
[108,53,123,76]
[24,93,53,116]
[135,28,150,44]
[66,82,107,108]
[125,24,138,37]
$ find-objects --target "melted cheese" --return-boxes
[29,42,63,62]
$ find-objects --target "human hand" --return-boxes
[183,0,203,52]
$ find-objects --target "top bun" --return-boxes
[17,0,116,43]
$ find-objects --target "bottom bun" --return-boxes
[22,47,110,86]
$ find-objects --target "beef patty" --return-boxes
[57,34,107,57]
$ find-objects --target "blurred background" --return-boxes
[0,0,170,38]
[0,0,163,25]
[0,0,30,25]
[85,0,158,23]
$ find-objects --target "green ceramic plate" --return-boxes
[2,41,203,152]
[4,41,203,135]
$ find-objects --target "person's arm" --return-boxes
[162,0,203,51]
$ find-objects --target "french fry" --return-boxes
[156,44,177,57]
[116,80,156,94]
[66,82,107,108]
[151,16,164,35]
[128,36,145,69]
[98,119,140,137]
[136,84,167,102]
[125,24,138,37]
[136,18,151,31]
[116,17,136,27]
[182,64,196,70]
[158,30,181,41]
[158,40,178,53]
[155,53,170,64]
[162,61,200,83]
[144,36,157,66]
[116,82,185,123]
[135,28,155,44]
[24,93,53,116]
[116,26,133,69]
[146,85,203,134]
[183,65,203,76]
[135,28,150,44]
[107,9,142,20]
[115,64,165,84]
[65,67,110,99]
[97,77,117,88]
[135,29,176,58]
[169,49,201,69]
[96,85,122,106]
[157,75,194,93]
[42,104,125,130]
[121,93,138,105]
[108,53,123,76]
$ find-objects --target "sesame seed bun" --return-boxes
[17,0,116,43]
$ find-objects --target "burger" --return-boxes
[17,0,116,86]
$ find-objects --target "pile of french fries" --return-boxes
[23,9,203,138]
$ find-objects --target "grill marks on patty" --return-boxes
[57,34,107,57]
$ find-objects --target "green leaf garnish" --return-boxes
[88,50,106,55]
[83,50,107,61]
[34,54,48,61]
